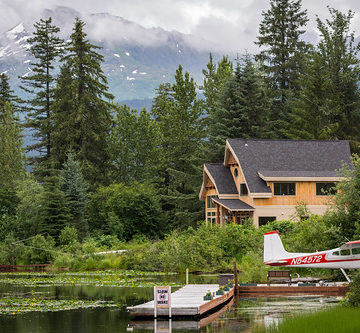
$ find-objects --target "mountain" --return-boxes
[0,6,224,109]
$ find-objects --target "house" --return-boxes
[199,139,352,227]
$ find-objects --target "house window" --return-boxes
[316,182,336,196]
[259,216,276,226]
[240,183,248,196]
[207,211,217,224]
[234,168,239,178]
[207,195,216,209]
[274,183,296,196]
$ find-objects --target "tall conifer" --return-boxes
[20,18,64,177]
[52,18,114,186]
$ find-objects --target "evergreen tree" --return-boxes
[52,18,114,186]
[202,55,233,162]
[0,103,25,186]
[59,152,89,238]
[290,8,360,150]
[20,17,64,176]
[256,0,309,134]
[0,74,17,117]
[152,65,205,228]
[210,57,272,161]
[0,103,24,231]
[40,169,71,239]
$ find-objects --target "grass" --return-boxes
[254,306,360,333]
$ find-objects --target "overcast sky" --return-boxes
[1,0,360,53]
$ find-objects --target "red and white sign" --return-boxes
[154,286,171,318]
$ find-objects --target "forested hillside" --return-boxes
[1,0,360,269]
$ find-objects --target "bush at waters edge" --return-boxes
[253,306,360,333]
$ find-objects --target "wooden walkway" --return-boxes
[238,284,349,296]
[127,284,234,317]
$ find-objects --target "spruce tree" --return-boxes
[290,8,360,150]
[20,17,64,177]
[202,55,233,162]
[0,74,17,117]
[152,65,205,228]
[256,0,309,135]
[52,18,114,186]
[59,152,89,238]
[40,169,71,239]
[209,57,272,161]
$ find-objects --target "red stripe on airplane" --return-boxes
[267,254,360,266]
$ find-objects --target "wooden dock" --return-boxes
[238,284,349,296]
[127,284,234,317]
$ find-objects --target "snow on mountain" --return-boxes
[0,6,222,105]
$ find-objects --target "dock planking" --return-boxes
[127,284,234,317]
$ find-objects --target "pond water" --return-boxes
[0,273,342,333]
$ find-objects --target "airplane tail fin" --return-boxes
[263,231,289,263]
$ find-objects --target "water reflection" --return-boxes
[0,273,342,333]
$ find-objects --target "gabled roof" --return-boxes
[204,164,238,195]
[227,139,352,194]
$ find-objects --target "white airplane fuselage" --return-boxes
[264,231,360,269]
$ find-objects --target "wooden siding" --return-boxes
[254,182,331,206]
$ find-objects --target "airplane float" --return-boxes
[264,230,360,282]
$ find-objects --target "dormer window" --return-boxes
[240,183,248,196]
[234,168,239,178]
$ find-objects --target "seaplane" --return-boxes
[264,230,360,282]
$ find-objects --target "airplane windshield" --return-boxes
[332,251,339,256]
[341,249,351,256]
[352,248,360,255]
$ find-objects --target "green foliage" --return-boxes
[255,306,360,333]
[109,104,161,184]
[20,17,64,176]
[59,152,89,237]
[290,8,360,146]
[209,56,272,161]
[329,155,360,239]
[0,103,25,187]
[59,226,80,253]
[152,65,205,228]
[256,0,309,99]
[0,73,17,116]
[345,272,360,307]
[15,176,44,239]
[239,251,269,283]
[21,234,56,264]
[88,182,164,240]
[52,17,114,186]
[39,171,71,239]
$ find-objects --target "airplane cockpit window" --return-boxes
[352,248,360,255]
[332,251,339,256]
[340,249,351,256]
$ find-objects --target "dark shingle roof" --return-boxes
[205,163,238,195]
[212,197,254,211]
[228,139,352,194]
[258,170,339,178]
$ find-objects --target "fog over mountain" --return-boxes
[0,6,224,106]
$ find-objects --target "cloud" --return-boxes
[1,0,360,54]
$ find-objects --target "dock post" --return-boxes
[186,268,189,285]
[233,261,239,295]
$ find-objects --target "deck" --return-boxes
[127,284,234,317]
